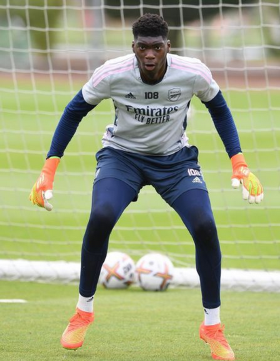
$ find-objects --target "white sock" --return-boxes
[203,306,221,326]
[77,294,94,313]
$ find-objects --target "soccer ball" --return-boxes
[99,251,135,289]
[135,253,174,291]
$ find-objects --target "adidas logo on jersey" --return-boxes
[192,177,202,184]
[125,92,136,99]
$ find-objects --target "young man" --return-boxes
[30,13,263,360]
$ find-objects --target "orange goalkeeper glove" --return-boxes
[231,153,263,204]
[29,157,60,211]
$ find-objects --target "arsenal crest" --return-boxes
[168,88,181,102]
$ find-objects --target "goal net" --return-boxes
[1,0,279,291]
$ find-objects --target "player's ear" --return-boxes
[167,40,171,53]
[132,41,135,53]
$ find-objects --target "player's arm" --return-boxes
[30,90,96,211]
[203,91,263,204]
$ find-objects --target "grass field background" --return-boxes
[0,280,279,361]
[0,75,279,271]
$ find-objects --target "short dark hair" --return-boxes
[132,13,169,40]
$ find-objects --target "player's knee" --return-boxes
[89,202,118,230]
[192,216,218,246]
[84,203,118,248]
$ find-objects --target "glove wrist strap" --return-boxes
[42,157,60,181]
[231,153,248,172]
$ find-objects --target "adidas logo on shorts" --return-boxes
[192,177,202,184]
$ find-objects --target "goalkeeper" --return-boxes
[30,13,263,361]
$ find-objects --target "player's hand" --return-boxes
[29,157,60,211]
[231,153,263,204]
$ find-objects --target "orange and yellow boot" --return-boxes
[199,322,235,360]
[61,308,94,350]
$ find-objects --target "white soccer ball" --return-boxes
[99,251,135,289]
[135,253,174,291]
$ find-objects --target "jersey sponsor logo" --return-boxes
[188,168,201,176]
[125,104,179,125]
[168,88,181,102]
[125,92,136,99]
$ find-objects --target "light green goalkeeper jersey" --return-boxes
[82,53,219,156]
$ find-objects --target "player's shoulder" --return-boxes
[168,53,206,67]
[168,54,209,71]
[103,53,135,67]
[92,54,135,87]
[168,53,212,75]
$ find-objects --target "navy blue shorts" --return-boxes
[94,146,208,205]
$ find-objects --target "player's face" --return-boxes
[132,36,170,84]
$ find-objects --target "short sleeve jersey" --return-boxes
[82,53,219,155]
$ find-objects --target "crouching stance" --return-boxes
[30,13,263,361]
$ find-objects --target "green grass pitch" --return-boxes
[0,77,279,361]
[0,280,279,361]
[0,76,279,270]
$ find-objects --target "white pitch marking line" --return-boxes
[0,299,27,303]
